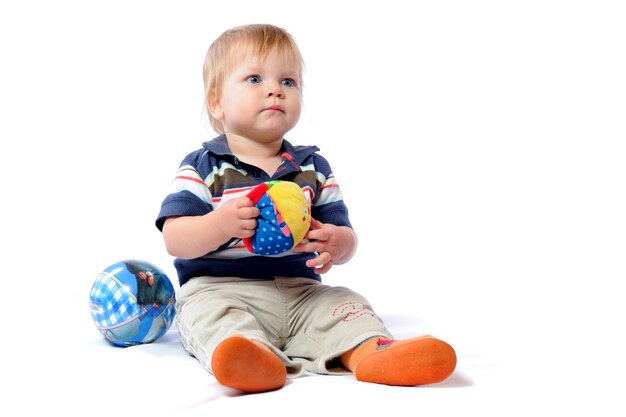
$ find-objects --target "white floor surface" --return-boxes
[2,1,625,415]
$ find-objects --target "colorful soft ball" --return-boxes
[89,259,176,347]
[244,181,312,255]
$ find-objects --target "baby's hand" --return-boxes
[215,197,260,240]
[293,219,346,274]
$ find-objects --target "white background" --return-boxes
[1,1,624,415]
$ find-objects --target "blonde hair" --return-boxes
[203,24,305,134]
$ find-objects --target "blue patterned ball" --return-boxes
[89,260,176,347]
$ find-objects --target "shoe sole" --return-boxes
[355,337,457,386]
[211,336,286,393]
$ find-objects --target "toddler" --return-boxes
[156,23,456,393]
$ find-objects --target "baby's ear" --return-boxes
[206,90,224,121]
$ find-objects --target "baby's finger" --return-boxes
[240,206,260,219]
[306,253,333,274]
[293,241,318,254]
[239,229,255,238]
[309,218,323,229]
[305,225,332,242]
[241,218,257,231]
[236,197,255,207]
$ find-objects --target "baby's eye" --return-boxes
[282,78,296,87]
[247,75,261,84]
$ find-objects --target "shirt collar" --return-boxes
[202,134,319,166]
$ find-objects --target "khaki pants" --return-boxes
[175,276,391,377]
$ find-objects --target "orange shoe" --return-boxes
[211,336,287,393]
[354,336,456,386]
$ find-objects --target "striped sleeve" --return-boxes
[155,152,214,231]
[314,171,344,207]
[306,156,352,228]
[169,164,213,204]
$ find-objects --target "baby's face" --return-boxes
[215,48,302,142]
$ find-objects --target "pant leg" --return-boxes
[174,276,303,376]
[275,277,392,375]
